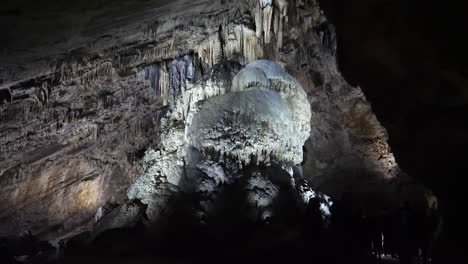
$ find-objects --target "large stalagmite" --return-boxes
[128,60,316,224]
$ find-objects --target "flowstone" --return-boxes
[126,60,327,226]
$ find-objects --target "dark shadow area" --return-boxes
[1,167,441,264]
[317,0,468,262]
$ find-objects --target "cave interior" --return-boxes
[0,0,467,263]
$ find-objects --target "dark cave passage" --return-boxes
[317,0,468,262]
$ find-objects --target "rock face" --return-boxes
[0,0,429,241]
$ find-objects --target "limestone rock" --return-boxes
[90,200,146,241]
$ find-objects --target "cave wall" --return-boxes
[0,0,422,241]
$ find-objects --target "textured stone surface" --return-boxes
[128,60,312,224]
[0,0,430,242]
[89,200,146,241]
[190,60,311,167]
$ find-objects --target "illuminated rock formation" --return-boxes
[128,60,315,224]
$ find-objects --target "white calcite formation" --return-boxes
[296,179,333,217]
[128,60,311,223]
[245,171,279,221]
[189,61,310,168]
